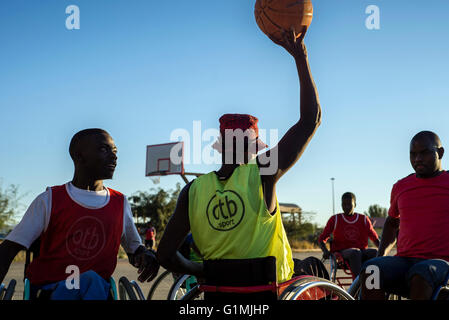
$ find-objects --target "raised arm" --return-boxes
[156,182,204,278]
[258,28,321,182]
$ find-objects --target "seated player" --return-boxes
[0,128,159,300]
[318,192,379,279]
[361,131,449,300]
[157,29,322,287]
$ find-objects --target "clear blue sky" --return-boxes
[1,0,448,227]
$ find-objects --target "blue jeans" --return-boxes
[38,270,111,300]
[361,256,449,297]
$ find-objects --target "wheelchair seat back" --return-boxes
[203,256,277,301]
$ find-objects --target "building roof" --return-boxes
[279,203,301,213]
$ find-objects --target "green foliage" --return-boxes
[365,204,387,218]
[282,211,320,244]
[0,183,20,231]
[128,183,181,240]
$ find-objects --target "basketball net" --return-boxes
[149,176,160,185]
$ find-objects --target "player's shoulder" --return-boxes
[392,173,415,189]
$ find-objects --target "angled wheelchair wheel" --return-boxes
[0,280,16,300]
[280,276,354,300]
[168,274,203,300]
[118,276,138,300]
[179,285,203,301]
[347,275,361,299]
[147,270,179,300]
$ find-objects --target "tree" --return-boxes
[365,204,387,218]
[128,183,181,240]
[0,183,20,232]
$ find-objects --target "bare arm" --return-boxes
[0,240,25,284]
[377,216,399,257]
[258,28,321,182]
[156,182,204,278]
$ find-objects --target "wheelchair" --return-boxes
[0,279,16,300]
[166,256,353,301]
[3,237,138,300]
[348,270,449,300]
[327,252,355,290]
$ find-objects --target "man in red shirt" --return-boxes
[0,129,159,299]
[319,192,379,278]
[361,131,449,300]
[145,224,156,250]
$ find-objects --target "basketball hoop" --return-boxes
[145,141,204,185]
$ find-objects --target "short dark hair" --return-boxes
[411,131,442,148]
[341,192,356,202]
[69,128,109,160]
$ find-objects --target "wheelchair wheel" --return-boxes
[179,284,203,300]
[280,276,354,300]
[167,274,203,300]
[0,280,16,300]
[118,276,138,300]
[147,270,180,300]
[347,275,361,299]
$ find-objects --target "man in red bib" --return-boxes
[318,192,379,278]
[0,129,159,299]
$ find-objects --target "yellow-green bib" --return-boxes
[188,163,294,283]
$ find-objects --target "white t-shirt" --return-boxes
[6,182,142,254]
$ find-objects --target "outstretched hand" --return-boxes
[269,26,308,60]
[129,246,160,282]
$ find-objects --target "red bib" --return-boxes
[330,213,370,252]
[26,184,124,285]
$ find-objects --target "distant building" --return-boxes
[280,203,302,224]
[369,217,386,229]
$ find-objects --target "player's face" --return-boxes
[81,132,118,180]
[341,197,355,215]
[410,139,442,178]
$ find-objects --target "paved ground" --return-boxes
[3,250,386,300]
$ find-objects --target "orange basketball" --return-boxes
[255,0,313,43]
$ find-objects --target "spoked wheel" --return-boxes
[168,274,203,300]
[179,285,203,301]
[280,276,354,300]
[147,270,182,300]
[347,275,361,299]
[118,276,139,300]
[0,280,16,300]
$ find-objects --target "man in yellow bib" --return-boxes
[158,30,321,285]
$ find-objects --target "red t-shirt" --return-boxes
[319,213,379,252]
[388,171,449,261]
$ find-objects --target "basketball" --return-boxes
[255,0,313,43]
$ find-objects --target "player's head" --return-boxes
[212,114,268,164]
[69,128,117,180]
[341,192,356,215]
[410,131,444,178]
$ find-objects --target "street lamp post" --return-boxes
[331,177,335,215]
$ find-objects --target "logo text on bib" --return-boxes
[206,190,245,231]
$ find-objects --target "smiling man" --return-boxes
[0,128,159,300]
[360,131,449,300]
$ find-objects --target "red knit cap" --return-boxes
[219,114,260,136]
[212,113,268,153]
